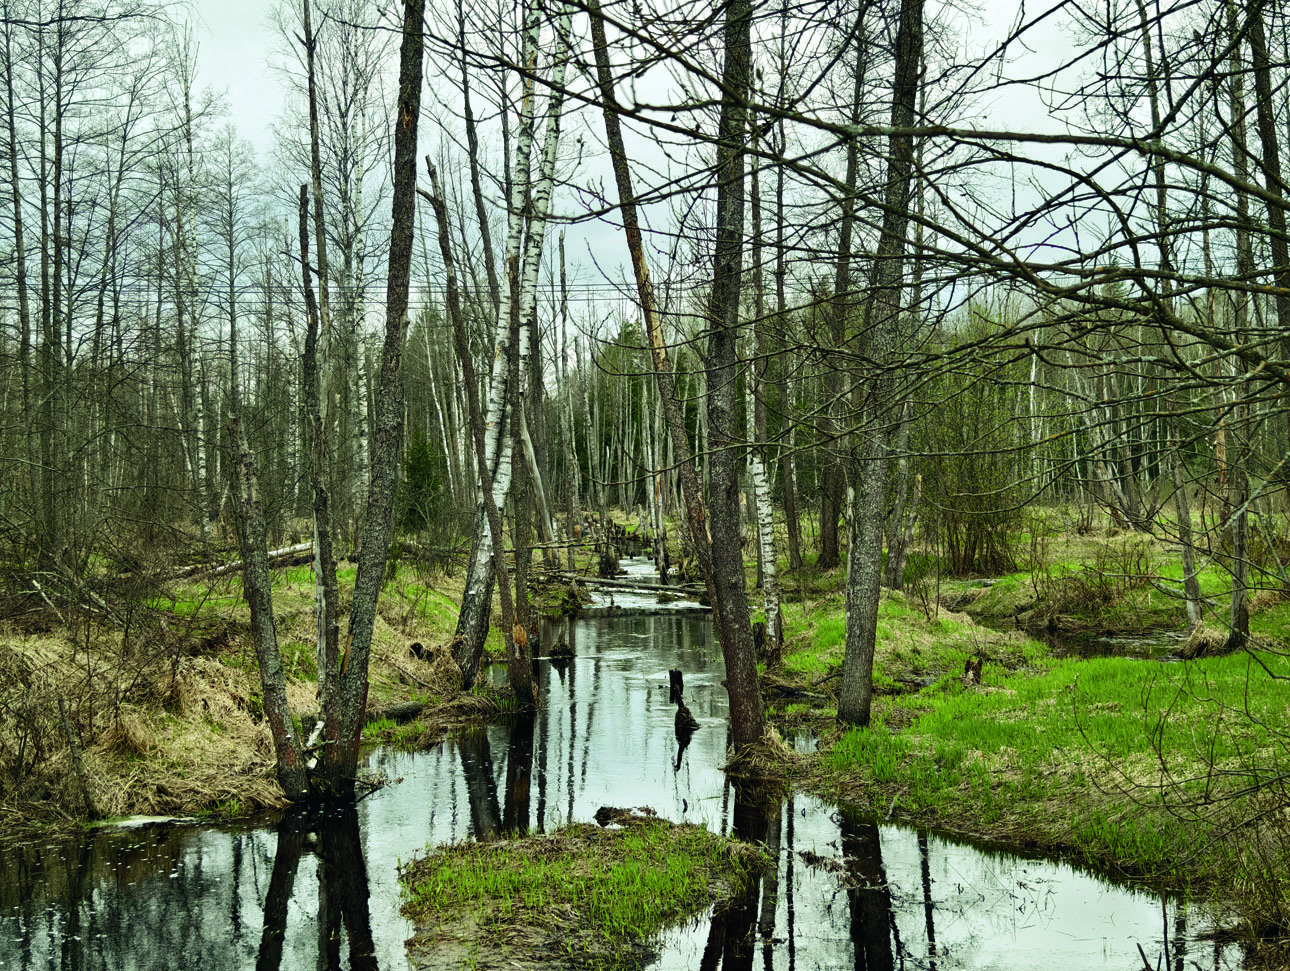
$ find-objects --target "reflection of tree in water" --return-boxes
[319,801,378,970]
[918,832,938,971]
[457,729,501,836]
[840,809,895,971]
[256,816,303,971]
[256,800,379,971]
[502,716,535,834]
[700,781,779,971]
[456,717,536,837]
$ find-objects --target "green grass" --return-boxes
[399,821,763,967]
[364,717,397,738]
[820,646,1290,886]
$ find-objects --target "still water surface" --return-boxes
[0,560,1245,969]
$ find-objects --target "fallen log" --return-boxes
[365,701,429,724]
[542,570,702,596]
[172,542,314,580]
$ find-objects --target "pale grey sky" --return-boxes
[189,0,283,157]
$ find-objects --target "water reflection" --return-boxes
[840,810,894,971]
[457,729,501,836]
[0,566,1251,970]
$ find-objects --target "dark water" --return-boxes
[0,560,1245,969]
[1040,628,1185,660]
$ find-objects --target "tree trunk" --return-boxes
[425,160,531,707]
[749,111,781,658]
[589,0,765,749]
[1137,0,1201,629]
[1224,0,1252,653]
[819,11,868,572]
[838,0,923,728]
[452,3,568,702]
[883,400,915,590]
[299,185,341,723]
[315,0,425,791]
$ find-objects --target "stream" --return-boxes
[0,558,1246,969]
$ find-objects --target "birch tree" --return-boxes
[451,1,571,702]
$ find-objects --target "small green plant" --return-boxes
[364,717,397,739]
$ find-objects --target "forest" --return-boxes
[0,0,1289,962]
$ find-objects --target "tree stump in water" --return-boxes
[669,669,684,703]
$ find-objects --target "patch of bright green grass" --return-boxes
[397,582,460,629]
[147,578,244,616]
[399,821,763,968]
[1252,600,1290,640]
[822,648,1290,882]
[783,613,845,678]
[364,717,397,739]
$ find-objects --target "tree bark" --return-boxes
[425,159,531,706]
[838,0,923,728]
[299,185,341,723]
[588,0,765,749]
[1224,0,1252,653]
[452,2,541,682]
[315,0,425,791]
[818,9,868,572]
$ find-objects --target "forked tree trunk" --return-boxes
[315,0,426,789]
[838,0,923,728]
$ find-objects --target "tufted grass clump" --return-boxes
[399,819,764,968]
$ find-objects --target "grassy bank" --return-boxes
[0,562,477,832]
[773,531,1290,935]
[399,817,764,970]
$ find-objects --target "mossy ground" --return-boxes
[399,817,764,970]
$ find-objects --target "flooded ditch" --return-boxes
[0,558,1247,969]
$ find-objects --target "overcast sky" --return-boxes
[179,0,1091,316]
[189,0,283,157]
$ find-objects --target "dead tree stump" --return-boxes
[669,669,684,703]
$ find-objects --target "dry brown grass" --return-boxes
[0,564,479,835]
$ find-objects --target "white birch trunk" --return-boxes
[456,3,557,659]
[195,356,210,541]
